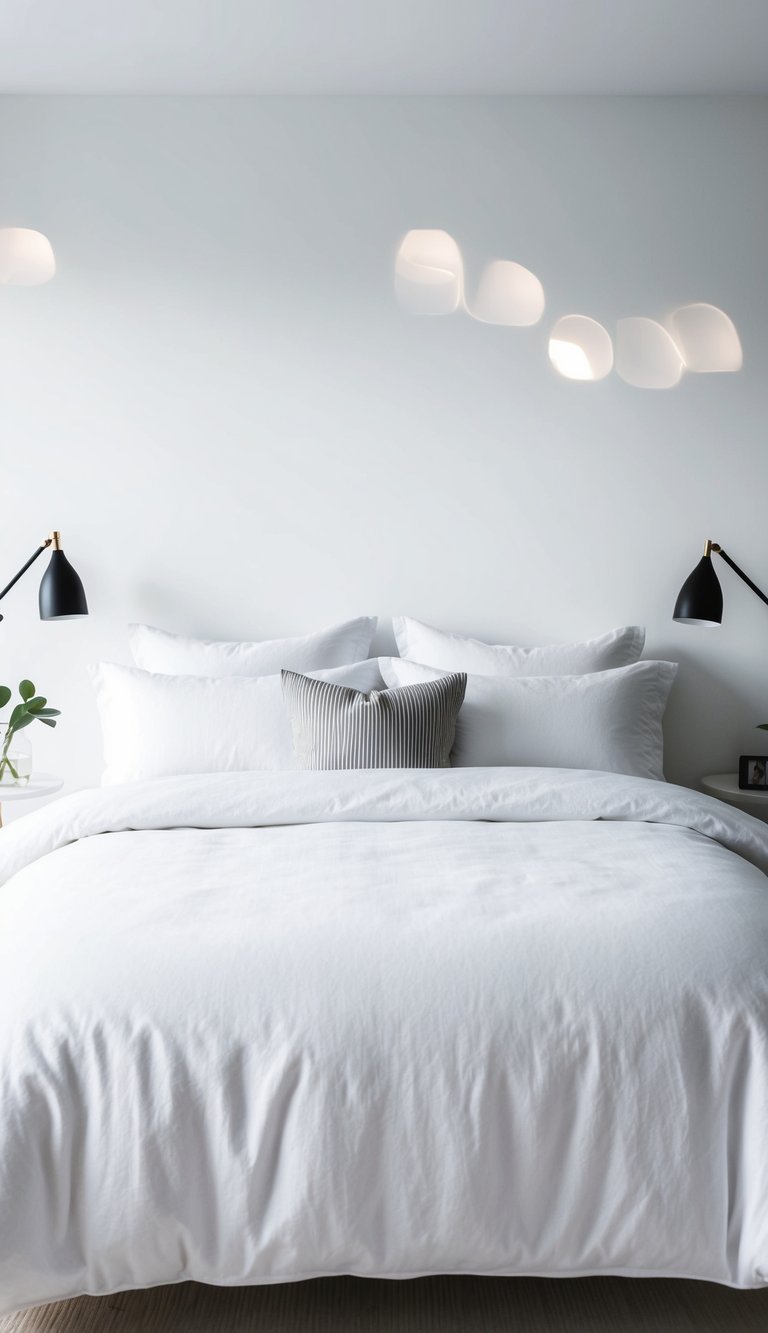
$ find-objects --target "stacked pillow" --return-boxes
[380,656,675,782]
[383,617,675,781]
[129,616,377,677]
[91,613,675,782]
[392,616,646,676]
[92,656,384,785]
[94,617,381,784]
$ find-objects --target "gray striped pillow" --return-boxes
[281,669,466,770]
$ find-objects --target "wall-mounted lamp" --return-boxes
[0,532,88,625]
[0,228,56,286]
[673,539,768,626]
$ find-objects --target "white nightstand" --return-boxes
[0,773,63,827]
[701,773,768,821]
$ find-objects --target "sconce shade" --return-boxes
[38,551,89,620]
[673,555,723,626]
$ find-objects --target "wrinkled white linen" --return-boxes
[1,767,767,1313]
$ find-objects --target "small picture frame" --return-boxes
[739,755,768,790]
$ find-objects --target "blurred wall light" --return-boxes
[616,317,684,389]
[0,228,56,285]
[395,230,463,316]
[548,315,613,381]
[668,303,742,373]
[393,232,744,390]
[469,260,545,326]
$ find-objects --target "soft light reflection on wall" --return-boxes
[394,232,744,390]
[616,317,684,389]
[469,260,545,326]
[0,228,56,285]
[548,315,613,381]
[394,230,463,316]
[668,303,743,372]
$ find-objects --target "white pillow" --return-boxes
[91,658,384,785]
[379,657,677,780]
[392,617,645,676]
[129,616,377,677]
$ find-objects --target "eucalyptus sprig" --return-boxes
[0,680,61,782]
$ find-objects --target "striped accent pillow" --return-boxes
[281,669,466,770]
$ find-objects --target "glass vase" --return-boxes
[0,726,33,786]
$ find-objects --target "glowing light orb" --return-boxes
[616,317,684,389]
[470,260,545,326]
[668,303,742,373]
[0,228,56,285]
[395,230,463,316]
[548,315,613,381]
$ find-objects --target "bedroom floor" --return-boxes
[2,1277,767,1333]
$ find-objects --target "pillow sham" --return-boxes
[379,657,677,781]
[392,616,645,677]
[281,669,466,770]
[91,658,384,785]
[129,616,377,677]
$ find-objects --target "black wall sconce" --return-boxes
[674,539,768,626]
[0,531,88,625]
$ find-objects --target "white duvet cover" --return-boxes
[1,768,767,1312]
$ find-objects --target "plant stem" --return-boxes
[0,727,19,783]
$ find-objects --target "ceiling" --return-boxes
[0,0,766,95]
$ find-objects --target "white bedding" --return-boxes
[1,767,767,1312]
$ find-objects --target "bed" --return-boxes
[1,764,767,1314]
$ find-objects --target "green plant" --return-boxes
[0,680,60,782]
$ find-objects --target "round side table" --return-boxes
[701,773,768,821]
[0,773,63,828]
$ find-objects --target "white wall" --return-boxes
[1,95,766,804]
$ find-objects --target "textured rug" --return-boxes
[2,1277,767,1333]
